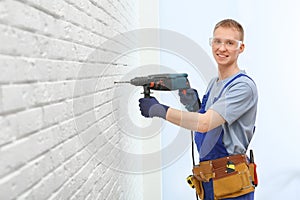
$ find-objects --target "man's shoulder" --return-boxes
[230,73,257,89]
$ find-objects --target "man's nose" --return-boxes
[218,42,227,50]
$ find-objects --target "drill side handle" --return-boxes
[143,85,151,98]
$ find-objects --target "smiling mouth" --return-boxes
[217,53,229,58]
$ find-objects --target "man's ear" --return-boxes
[239,43,245,53]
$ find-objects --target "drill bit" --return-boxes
[114,81,130,84]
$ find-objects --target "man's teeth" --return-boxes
[218,54,228,57]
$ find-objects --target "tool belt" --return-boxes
[192,154,257,199]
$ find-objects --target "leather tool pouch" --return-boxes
[193,161,214,182]
[192,162,214,199]
[213,163,255,199]
[192,155,256,199]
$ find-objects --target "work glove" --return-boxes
[178,88,201,112]
[139,97,169,119]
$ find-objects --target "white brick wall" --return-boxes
[0,0,142,199]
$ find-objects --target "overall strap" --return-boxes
[214,73,254,103]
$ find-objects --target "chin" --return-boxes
[216,59,228,65]
[217,61,230,67]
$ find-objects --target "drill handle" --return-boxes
[143,85,151,98]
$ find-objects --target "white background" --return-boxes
[159,0,300,199]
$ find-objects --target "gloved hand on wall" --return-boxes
[179,88,201,112]
[139,97,169,119]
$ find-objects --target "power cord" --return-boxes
[191,131,199,200]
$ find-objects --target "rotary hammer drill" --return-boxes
[115,73,191,97]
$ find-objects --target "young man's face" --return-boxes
[211,27,244,67]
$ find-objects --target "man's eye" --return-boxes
[214,39,222,44]
[226,40,235,46]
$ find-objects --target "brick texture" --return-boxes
[0,0,142,199]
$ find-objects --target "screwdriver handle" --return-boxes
[250,149,254,163]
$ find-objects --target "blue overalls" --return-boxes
[194,73,254,200]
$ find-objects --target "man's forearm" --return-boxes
[165,108,225,132]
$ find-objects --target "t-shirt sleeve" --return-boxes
[210,81,256,125]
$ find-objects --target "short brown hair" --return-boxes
[214,19,244,41]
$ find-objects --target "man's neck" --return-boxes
[218,64,240,80]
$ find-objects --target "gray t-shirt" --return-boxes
[204,71,258,155]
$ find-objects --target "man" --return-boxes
[139,19,258,200]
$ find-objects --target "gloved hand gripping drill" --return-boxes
[178,88,201,112]
[115,73,201,119]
